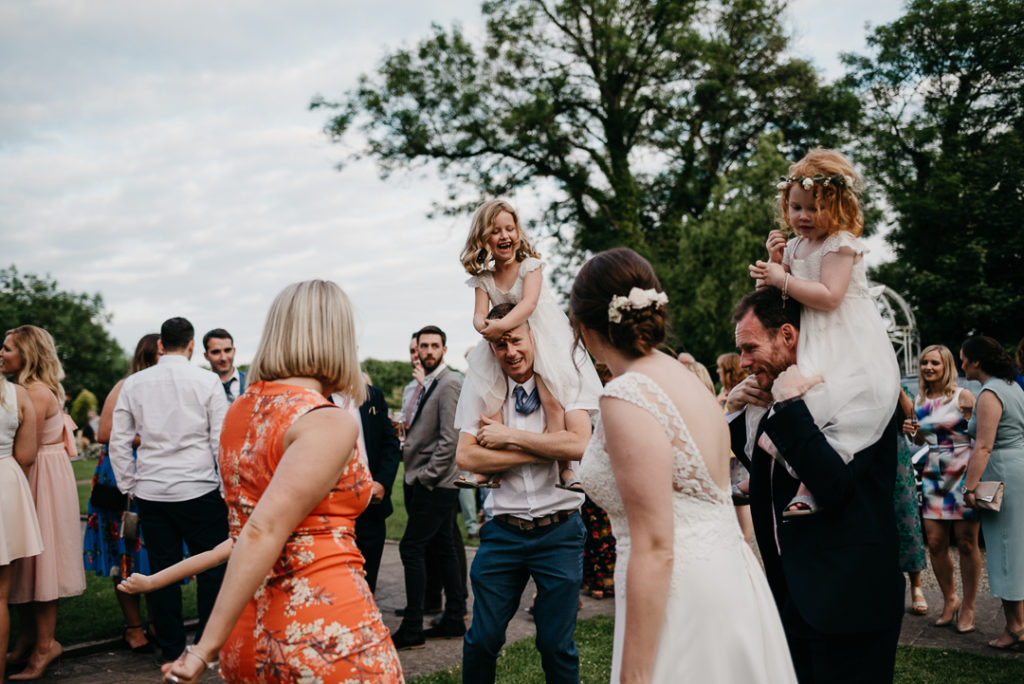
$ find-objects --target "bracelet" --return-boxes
[185,645,211,670]
[781,273,790,306]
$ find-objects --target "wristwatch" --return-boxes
[960,486,974,495]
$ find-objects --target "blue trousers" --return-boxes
[463,512,585,684]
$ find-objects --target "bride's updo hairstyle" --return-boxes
[570,247,667,358]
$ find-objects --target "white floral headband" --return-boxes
[608,287,669,324]
[776,173,853,192]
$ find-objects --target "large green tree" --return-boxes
[0,266,128,404]
[846,0,1024,353]
[314,0,857,356]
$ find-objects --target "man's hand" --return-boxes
[412,359,425,385]
[725,375,772,412]
[771,365,824,403]
[477,414,516,450]
[369,481,385,504]
[766,229,787,264]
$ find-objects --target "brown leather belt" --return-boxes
[493,509,576,531]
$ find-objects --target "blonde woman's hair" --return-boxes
[917,344,958,402]
[459,199,540,275]
[683,360,715,395]
[777,147,864,238]
[5,325,65,403]
[248,280,366,405]
[715,352,747,394]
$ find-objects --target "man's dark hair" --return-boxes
[415,325,446,346]
[487,302,517,321]
[160,317,195,351]
[202,328,233,351]
[732,288,801,333]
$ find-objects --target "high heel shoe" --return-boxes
[122,623,154,653]
[9,642,63,680]
[933,599,961,628]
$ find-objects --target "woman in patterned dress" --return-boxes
[83,333,159,653]
[901,345,979,633]
[161,280,402,684]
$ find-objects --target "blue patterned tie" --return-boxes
[513,385,541,415]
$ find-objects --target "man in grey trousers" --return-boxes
[391,325,466,650]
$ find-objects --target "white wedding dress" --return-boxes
[580,372,796,683]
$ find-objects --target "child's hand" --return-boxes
[766,230,787,263]
[748,260,786,289]
[117,573,152,595]
[480,319,506,343]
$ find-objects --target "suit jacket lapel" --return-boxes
[410,368,444,427]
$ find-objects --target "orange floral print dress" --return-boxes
[217,381,403,683]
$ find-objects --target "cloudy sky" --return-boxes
[1,0,903,374]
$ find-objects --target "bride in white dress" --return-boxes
[572,248,796,683]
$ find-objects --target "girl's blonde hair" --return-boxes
[777,147,864,237]
[248,280,366,405]
[716,352,747,394]
[459,199,540,275]
[4,325,66,403]
[917,344,958,402]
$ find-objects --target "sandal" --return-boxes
[782,494,819,518]
[988,627,1024,650]
[911,586,928,615]
[122,624,153,653]
[731,484,750,505]
[555,476,585,493]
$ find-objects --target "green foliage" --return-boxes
[0,266,128,404]
[314,0,858,351]
[70,388,98,429]
[845,0,1024,352]
[362,357,413,409]
[670,133,790,361]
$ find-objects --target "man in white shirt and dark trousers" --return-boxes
[109,317,230,663]
[456,303,594,684]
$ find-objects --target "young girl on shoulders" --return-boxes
[454,199,602,490]
[748,147,900,516]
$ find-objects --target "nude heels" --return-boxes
[9,641,63,680]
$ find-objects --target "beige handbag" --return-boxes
[974,481,1005,512]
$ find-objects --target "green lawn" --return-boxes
[410,615,1024,684]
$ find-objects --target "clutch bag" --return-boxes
[974,481,1004,512]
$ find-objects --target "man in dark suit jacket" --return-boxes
[391,325,466,650]
[355,383,402,594]
[727,287,904,684]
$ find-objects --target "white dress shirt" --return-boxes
[482,375,584,521]
[109,354,228,502]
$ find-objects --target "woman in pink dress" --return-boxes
[161,280,402,684]
[2,325,86,680]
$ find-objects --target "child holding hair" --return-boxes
[454,199,602,490]
[748,148,900,516]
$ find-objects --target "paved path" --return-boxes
[17,540,1022,682]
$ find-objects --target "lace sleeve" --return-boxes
[821,231,866,256]
[519,257,543,276]
[601,374,672,439]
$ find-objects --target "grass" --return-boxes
[409,616,1024,684]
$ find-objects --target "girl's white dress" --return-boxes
[454,257,602,431]
[783,232,900,461]
[579,372,797,682]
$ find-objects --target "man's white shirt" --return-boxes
[109,354,228,502]
[476,375,585,521]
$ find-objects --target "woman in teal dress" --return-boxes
[960,335,1024,650]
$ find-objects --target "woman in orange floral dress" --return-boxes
[161,280,402,684]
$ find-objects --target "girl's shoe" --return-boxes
[782,494,820,518]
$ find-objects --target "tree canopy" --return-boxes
[314,0,858,360]
[0,266,128,404]
[846,0,1024,352]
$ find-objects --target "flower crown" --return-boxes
[608,287,669,324]
[776,173,853,192]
